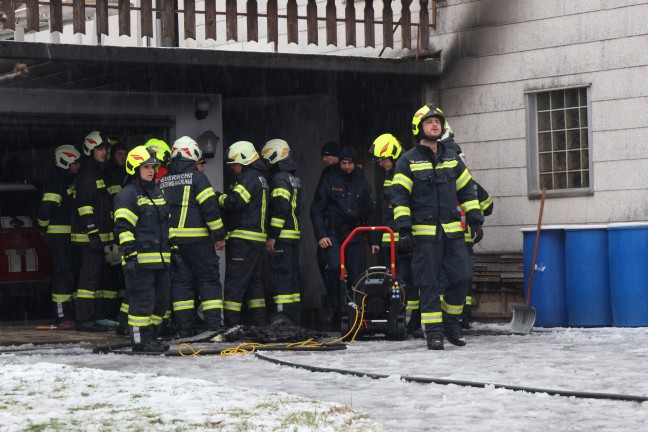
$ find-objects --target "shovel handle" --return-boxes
[526,187,547,306]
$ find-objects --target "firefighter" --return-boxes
[261,139,302,324]
[368,133,421,338]
[310,146,379,329]
[391,104,483,350]
[311,141,340,309]
[219,141,269,327]
[71,131,114,332]
[37,144,81,330]
[113,146,171,352]
[159,136,226,337]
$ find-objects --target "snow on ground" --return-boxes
[1,324,648,431]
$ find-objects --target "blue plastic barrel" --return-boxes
[564,225,611,326]
[607,222,648,327]
[522,226,567,327]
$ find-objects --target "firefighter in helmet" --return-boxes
[37,144,81,330]
[261,139,302,324]
[113,145,171,352]
[390,104,483,350]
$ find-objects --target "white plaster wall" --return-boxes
[429,0,648,252]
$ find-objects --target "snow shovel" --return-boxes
[510,187,547,333]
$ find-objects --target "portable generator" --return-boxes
[339,226,407,341]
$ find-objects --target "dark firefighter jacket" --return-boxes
[37,168,75,235]
[267,158,302,243]
[218,159,269,243]
[379,167,399,246]
[71,156,114,244]
[310,165,378,245]
[391,143,483,241]
[113,178,171,268]
[159,159,225,245]
[106,163,128,196]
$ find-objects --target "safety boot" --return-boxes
[132,340,168,353]
[426,333,444,350]
[444,321,466,346]
[461,305,472,330]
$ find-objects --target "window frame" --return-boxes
[525,85,594,199]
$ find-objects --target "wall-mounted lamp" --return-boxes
[197,130,219,159]
[195,97,211,120]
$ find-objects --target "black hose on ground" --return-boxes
[254,352,648,403]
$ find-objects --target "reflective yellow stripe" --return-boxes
[128,315,152,327]
[42,193,62,203]
[178,185,190,229]
[291,189,299,231]
[171,227,209,237]
[273,294,294,304]
[393,206,410,220]
[103,290,118,299]
[233,184,251,203]
[207,218,224,231]
[278,229,300,240]
[196,187,216,204]
[137,252,168,264]
[381,232,400,243]
[421,311,442,324]
[72,232,114,243]
[247,298,266,309]
[480,196,493,212]
[271,217,285,228]
[272,188,291,200]
[96,179,106,189]
[412,224,437,236]
[52,293,73,303]
[441,298,464,315]
[441,221,463,234]
[229,230,267,242]
[292,293,301,302]
[383,179,392,187]
[173,300,194,312]
[465,296,473,306]
[456,168,472,191]
[261,189,267,234]
[436,160,458,169]
[202,299,224,310]
[76,289,95,300]
[218,194,227,207]
[38,219,49,227]
[393,173,413,193]
[151,315,163,325]
[465,230,473,243]
[411,162,433,171]
[119,231,136,244]
[224,300,242,311]
[46,225,71,234]
[78,206,93,216]
[406,300,419,311]
[461,199,480,213]
[108,185,121,195]
[115,208,138,226]
[120,303,129,313]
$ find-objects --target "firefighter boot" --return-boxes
[444,315,466,347]
[461,305,472,330]
[426,333,444,350]
[131,326,168,353]
[406,309,424,339]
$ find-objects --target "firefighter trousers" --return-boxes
[268,242,300,324]
[125,266,171,346]
[412,231,473,336]
[171,241,223,332]
[75,247,105,322]
[224,238,266,327]
[322,235,364,311]
[45,234,78,321]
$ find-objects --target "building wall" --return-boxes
[428,0,648,253]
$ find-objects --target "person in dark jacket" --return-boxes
[219,140,269,327]
[71,131,114,332]
[310,146,379,329]
[113,146,171,352]
[368,133,421,338]
[159,136,226,337]
[37,144,81,330]
[391,104,483,350]
[261,139,302,324]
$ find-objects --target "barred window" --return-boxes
[526,87,593,197]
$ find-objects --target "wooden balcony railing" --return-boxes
[0,1,438,52]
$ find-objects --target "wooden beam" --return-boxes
[246,0,258,42]
[205,0,216,41]
[419,0,429,51]
[140,0,152,38]
[364,0,375,48]
[307,0,317,45]
[26,0,39,32]
[184,0,196,40]
[96,0,108,37]
[72,0,85,35]
[0,0,16,31]
[226,0,237,41]
[326,0,336,46]
[118,0,130,37]
[345,0,356,47]
[287,0,298,44]
[161,0,175,45]
[401,0,411,50]
[50,0,63,33]
[383,0,393,49]
[267,0,278,46]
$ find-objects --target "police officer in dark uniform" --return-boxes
[159,136,226,337]
[368,134,421,338]
[219,140,269,327]
[37,145,81,329]
[261,139,302,324]
[310,146,379,328]
[391,104,483,350]
[72,131,114,332]
[113,146,171,352]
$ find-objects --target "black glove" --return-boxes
[87,234,104,251]
[170,247,184,272]
[397,228,415,254]
[470,222,484,244]
[123,251,138,275]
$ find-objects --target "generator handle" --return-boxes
[340,226,396,283]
